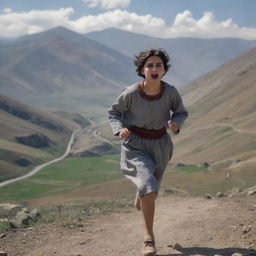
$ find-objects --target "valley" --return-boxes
[0,128,80,188]
[1,32,255,199]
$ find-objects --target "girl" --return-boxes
[108,49,188,256]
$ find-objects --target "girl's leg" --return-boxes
[140,191,157,255]
[141,191,156,241]
[135,191,141,211]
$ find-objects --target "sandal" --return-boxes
[141,240,156,256]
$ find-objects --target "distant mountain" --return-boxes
[0,27,137,116]
[0,93,89,182]
[2,26,255,119]
[87,28,256,86]
[172,47,256,166]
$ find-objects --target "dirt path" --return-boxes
[1,195,256,256]
[0,129,81,188]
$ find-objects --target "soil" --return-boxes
[1,195,256,256]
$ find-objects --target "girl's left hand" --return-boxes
[119,128,131,139]
[167,120,179,133]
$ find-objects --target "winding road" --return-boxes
[0,129,81,188]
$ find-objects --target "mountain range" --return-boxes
[1,27,136,94]
[0,26,256,118]
[87,28,256,86]
[0,27,137,118]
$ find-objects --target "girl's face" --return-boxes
[141,56,166,82]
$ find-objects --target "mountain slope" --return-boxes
[87,28,256,86]
[0,93,89,182]
[0,27,137,116]
[1,27,136,94]
[172,47,256,166]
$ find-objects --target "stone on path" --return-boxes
[0,233,6,239]
[173,243,183,251]
[0,204,22,218]
[205,193,212,199]
[13,211,32,228]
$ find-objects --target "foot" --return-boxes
[141,240,156,256]
[135,191,141,211]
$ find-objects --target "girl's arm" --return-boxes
[169,87,188,134]
[108,91,130,136]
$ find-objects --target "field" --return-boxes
[0,154,122,202]
[1,153,255,204]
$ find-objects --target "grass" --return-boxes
[163,163,256,197]
[219,126,233,133]
[0,182,61,201]
[0,154,122,202]
[41,198,133,224]
[34,155,120,183]
[192,147,204,154]
[0,221,10,232]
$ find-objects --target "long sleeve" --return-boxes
[170,87,188,131]
[108,90,130,136]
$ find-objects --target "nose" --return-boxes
[152,65,157,72]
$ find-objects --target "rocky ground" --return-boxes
[0,195,256,256]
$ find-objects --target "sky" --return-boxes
[0,0,256,40]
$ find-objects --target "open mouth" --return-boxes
[151,74,159,79]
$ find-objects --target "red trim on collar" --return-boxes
[137,81,165,101]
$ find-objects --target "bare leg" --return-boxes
[135,191,141,211]
[140,191,156,241]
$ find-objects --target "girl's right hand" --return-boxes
[119,128,131,139]
[167,120,179,133]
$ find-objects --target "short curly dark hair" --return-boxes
[133,48,170,78]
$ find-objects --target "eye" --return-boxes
[156,63,162,67]
[147,64,153,68]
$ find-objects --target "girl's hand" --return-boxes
[167,120,179,133]
[119,128,131,139]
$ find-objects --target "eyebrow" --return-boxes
[146,62,163,65]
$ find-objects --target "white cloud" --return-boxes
[164,10,256,40]
[3,8,12,14]
[0,8,74,38]
[81,0,131,10]
[69,9,165,35]
[0,8,256,40]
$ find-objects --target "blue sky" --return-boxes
[1,0,256,39]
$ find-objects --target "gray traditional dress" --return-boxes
[108,81,188,196]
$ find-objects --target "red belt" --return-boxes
[131,126,167,140]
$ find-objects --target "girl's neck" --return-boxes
[143,80,161,94]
